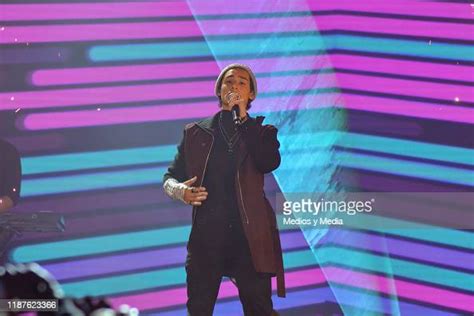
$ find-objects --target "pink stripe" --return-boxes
[5,72,469,110]
[31,54,472,87]
[20,92,474,131]
[0,2,192,21]
[313,15,474,41]
[1,17,316,44]
[325,267,474,312]
[2,0,470,22]
[336,73,473,103]
[22,13,467,44]
[20,101,218,130]
[341,94,474,124]
[108,265,474,313]
[0,21,203,44]
[2,74,333,110]
[31,56,323,86]
[189,0,471,19]
[330,54,474,83]
[108,268,327,310]
[308,0,472,20]
[4,13,470,44]
[2,81,215,109]
[31,61,221,86]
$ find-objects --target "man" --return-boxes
[0,139,21,212]
[163,64,285,315]
[0,138,21,255]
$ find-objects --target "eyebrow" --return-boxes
[225,74,249,81]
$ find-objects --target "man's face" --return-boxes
[219,68,255,111]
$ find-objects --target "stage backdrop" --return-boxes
[1,0,473,315]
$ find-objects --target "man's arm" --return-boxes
[163,130,188,185]
[240,119,281,174]
[0,142,21,212]
[162,129,208,206]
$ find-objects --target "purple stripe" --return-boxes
[326,266,474,312]
[5,134,65,154]
[0,47,71,64]
[338,168,471,192]
[346,112,423,137]
[324,230,474,271]
[42,230,306,281]
[308,1,473,20]
[41,225,472,282]
[0,2,192,21]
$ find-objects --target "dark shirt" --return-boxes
[194,110,246,248]
[202,110,240,224]
[0,139,21,207]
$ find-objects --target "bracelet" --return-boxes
[163,178,189,203]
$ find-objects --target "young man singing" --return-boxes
[163,64,285,316]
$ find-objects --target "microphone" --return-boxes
[231,105,240,125]
[226,92,242,126]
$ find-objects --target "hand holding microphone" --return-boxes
[226,92,244,126]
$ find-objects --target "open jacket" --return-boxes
[163,112,285,297]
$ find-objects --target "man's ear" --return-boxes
[249,90,255,101]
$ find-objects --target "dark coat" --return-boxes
[164,112,286,297]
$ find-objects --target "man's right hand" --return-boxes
[182,176,208,206]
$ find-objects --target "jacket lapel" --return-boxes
[236,115,265,167]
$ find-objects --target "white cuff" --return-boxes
[163,178,188,203]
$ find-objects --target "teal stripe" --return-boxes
[22,145,176,175]
[11,225,191,263]
[339,151,474,187]
[281,214,474,251]
[12,224,301,263]
[58,246,472,297]
[280,151,474,186]
[21,131,473,196]
[280,132,474,167]
[88,34,473,62]
[13,214,473,264]
[89,34,326,61]
[21,166,166,197]
[316,247,474,292]
[332,35,473,61]
[60,249,316,297]
[23,132,473,176]
[62,266,184,297]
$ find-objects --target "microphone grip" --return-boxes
[231,105,241,125]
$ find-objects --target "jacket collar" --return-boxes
[196,110,265,133]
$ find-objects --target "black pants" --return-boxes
[186,224,274,316]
